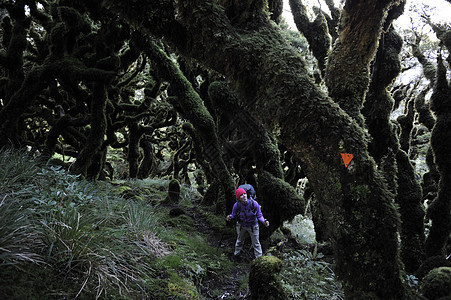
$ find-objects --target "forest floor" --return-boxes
[179,202,341,299]
[183,204,254,299]
[0,148,342,299]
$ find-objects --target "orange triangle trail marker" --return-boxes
[341,153,354,168]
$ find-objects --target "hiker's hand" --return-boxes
[226,215,232,221]
[264,220,269,227]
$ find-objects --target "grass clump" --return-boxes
[0,148,229,299]
[0,149,169,298]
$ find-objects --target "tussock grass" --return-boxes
[0,149,43,267]
[0,148,39,189]
[0,196,44,266]
[0,149,172,298]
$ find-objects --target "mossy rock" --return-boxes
[420,267,451,300]
[165,179,181,203]
[249,256,287,300]
[146,276,200,299]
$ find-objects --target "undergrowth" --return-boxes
[0,148,218,299]
[280,249,343,299]
[0,148,343,299]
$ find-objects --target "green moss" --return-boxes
[0,264,71,299]
[162,254,183,269]
[167,279,199,299]
[249,256,287,299]
[145,39,235,213]
[350,184,371,199]
[58,6,91,33]
[146,274,200,299]
[270,228,286,245]
[426,57,451,258]
[199,208,233,234]
[165,214,196,232]
[420,267,451,300]
[396,150,425,272]
[259,170,305,229]
[166,179,181,203]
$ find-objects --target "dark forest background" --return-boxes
[0,0,450,299]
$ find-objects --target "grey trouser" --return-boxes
[234,223,262,258]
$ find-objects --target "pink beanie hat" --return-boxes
[235,188,246,199]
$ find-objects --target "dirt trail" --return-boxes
[189,206,254,299]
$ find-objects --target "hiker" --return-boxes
[226,187,269,259]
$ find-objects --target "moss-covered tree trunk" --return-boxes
[363,24,425,273]
[410,23,451,259]
[425,56,451,258]
[208,81,305,231]
[144,40,236,212]
[288,0,332,75]
[411,40,440,207]
[127,122,141,178]
[103,0,414,297]
[71,84,108,178]
[1,1,27,105]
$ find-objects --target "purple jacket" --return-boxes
[230,199,266,227]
